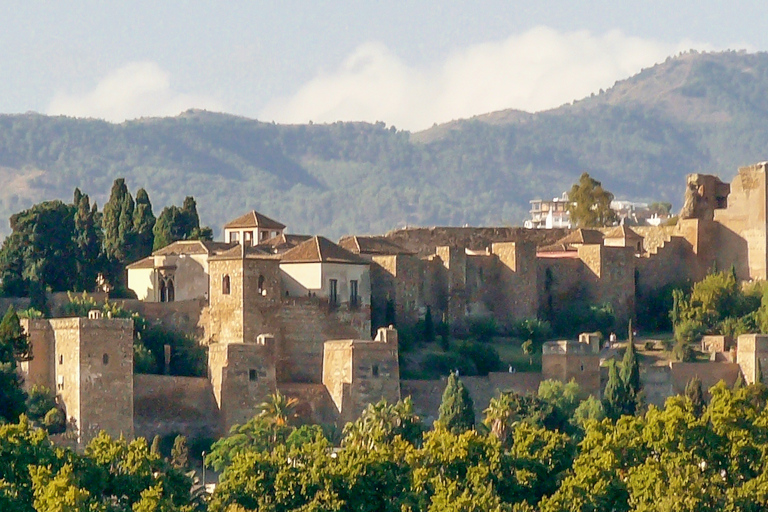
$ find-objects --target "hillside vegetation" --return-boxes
[2,50,768,239]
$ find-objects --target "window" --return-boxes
[350,280,358,306]
[222,275,231,295]
[258,275,265,295]
[260,230,268,241]
[329,279,338,306]
[59,355,63,365]
[372,364,380,377]
[229,231,239,243]
[249,369,257,382]
[103,354,109,365]
[160,276,175,302]
[244,230,253,245]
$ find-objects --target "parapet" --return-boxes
[543,334,600,356]
[374,326,398,345]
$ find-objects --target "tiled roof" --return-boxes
[224,210,286,230]
[258,233,313,253]
[209,244,280,260]
[604,226,643,240]
[338,235,415,255]
[126,256,155,269]
[151,240,236,256]
[280,236,369,264]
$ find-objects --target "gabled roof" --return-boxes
[151,240,236,256]
[603,226,643,240]
[224,210,286,230]
[280,236,369,265]
[208,243,280,261]
[338,235,415,255]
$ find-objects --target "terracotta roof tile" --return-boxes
[280,236,369,264]
[338,235,415,255]
[126,256,155,269]
[224,210,286,230]
[603,226,643,239]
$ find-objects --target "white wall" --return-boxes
[127,268,156,301]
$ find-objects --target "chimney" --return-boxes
[375,326,398,345]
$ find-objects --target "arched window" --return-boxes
[159,279,167,302]
[103,354,109,365]
[166,278,175,302]
[258,275,265,295]
[222,275,231,295]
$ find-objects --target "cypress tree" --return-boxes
[150,435,162,455]
[73,190,102,291]
[437,373,475,433]
[603,359,634,420]
[685,375,705,417]
[171,435,189,469]
[102,178,131,262]
[424,306,435,342]
[132,188,156,261]
[620,338,641,397]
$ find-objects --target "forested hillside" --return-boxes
[2,50,768,239]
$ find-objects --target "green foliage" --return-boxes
[170,435,189,469]
[567,172,618,227]
[674,319,705,344]
[0,307,29,423]
[602,359,635,420]
[205,415,293,472]
[152,197,213,251]
[511,318,552,343]
[571,395,605,429]
[25,385,56,424]
[467,315,498,343]
[620,340,641,397]
[41,408,65,435]
[342,398,424,449]
[437,373,475,433]
[673,340,696,362]
[456,340,502,376]
[684,376,706,417]
[422,306,434,342]
[551,301,615,337]
[285,424,326,450]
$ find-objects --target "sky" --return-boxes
[1,1,766,131]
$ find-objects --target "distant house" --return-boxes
[525,193,572,229]
[223,210,286,246]
[279,236,370,307]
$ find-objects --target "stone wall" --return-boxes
[384,227,569,257]
[277,383,339,425]
[19,319,54,391]
[133,374,219,440]
[401,372,542,425]
[119,299,206,338]
[541,340,601,397]
[209,340,277,433]
[492,242,538,322]
[736,334,768,384]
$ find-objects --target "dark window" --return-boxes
[103,354,109,365]
[160,276,175,302]
[258,275,265,295]
[372,364,380,377]
[230,231,239,243]
[329,279,338,306]
[249,369,257,381]
[222,275,231,295]
[59,355,63,365]
[350,280,358,306]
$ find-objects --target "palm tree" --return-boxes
[258,390,299,428]
[483,392,515,447]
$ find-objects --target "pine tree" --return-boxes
[685,376,705,417]
[132,188,155,262]
[171,435,189,469]
[437,373,475,433]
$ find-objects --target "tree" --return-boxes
[483,392,515,446]
[522,339,534,366]
[620,337,641,398]
[0,307,29,423]
[132,188,156,262]
[171,435,189,469]
[423,306,435,342]
[0,200,79,304]
[602,359,634,420]
[152,197,213,251]
[566,172,617,227]
[342,398,424,449]
[102,178,135,264]
[72,189,103,292]
[685,376,705,417]
[437,373,475,433]
[258,390,298,429]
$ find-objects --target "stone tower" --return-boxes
[541,332,601,396]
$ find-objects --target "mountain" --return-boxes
[2,50,768,240]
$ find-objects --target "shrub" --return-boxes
[552,302,615,337]
[468,316,497,343]
[420,352,476,378]
[673,341,695,362]
[674,319,705,344]
[456,341,502,376]
[26,385,56,423]
[42,408,66,434]
[511,318,552,343]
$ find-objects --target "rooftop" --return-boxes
[280,236,369,265]
[224,210,286,230]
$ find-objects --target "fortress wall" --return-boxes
[402,372,542,425]
[383,227,569,257]
[133,374,219,440]
[277,383,339,425]
[119,299,206,338]
[537,256,585,316]
[276,299,370,383]
[669,362,741,396]
[19,319,54,390]
[492,242,538,323]
[636,236,697,293]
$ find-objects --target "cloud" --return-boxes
[48,62,225,122]
[261,27,709,131]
